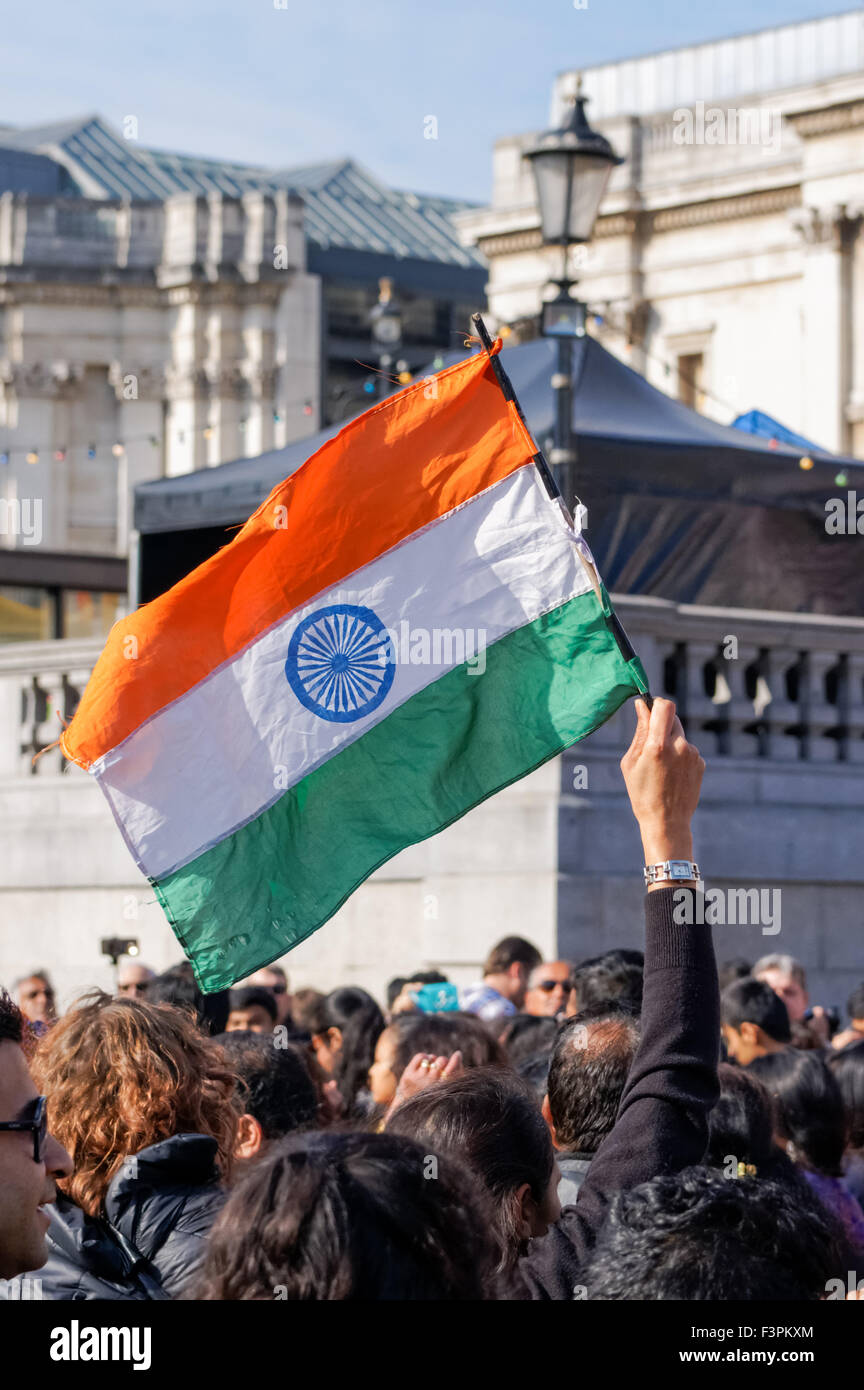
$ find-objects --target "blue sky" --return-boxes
[4,0,862,199]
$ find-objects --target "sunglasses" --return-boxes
[536,979,575,993]
[0,1095,48,1164]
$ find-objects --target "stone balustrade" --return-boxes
[1,597,862,779]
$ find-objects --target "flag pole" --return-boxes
[471,313,561,505]
[470,313,653,710]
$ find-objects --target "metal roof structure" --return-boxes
[554,9,864,122]
[0,114,484,267]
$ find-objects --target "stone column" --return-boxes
[791,205,859,454]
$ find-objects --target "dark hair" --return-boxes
[499,1015,559,1067]
[386,1011,506,1082]
[308,988,385,1113]
[0,990,24,1044]
[386,1069,554,1271]
[582,1165,853,1300]
[517,1051,553,1103]
[194,1130,498,1300]
[145,962,229,1036]
[830,1040,864,1151]
[720,977,791,1044]
[290,989,325,1033]
[705,1064,798,1182]
[227,987,278,1025]
[483,936,542,977]
[847,982,864,1023]
[570,951,643,1013]
[215,1031,317,1140]
[718,957,752,992]
[385,976,407,1010]
[547,1004,640,1153]
[749,1049,846,1176]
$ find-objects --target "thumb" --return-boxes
[443,1050,463,1079]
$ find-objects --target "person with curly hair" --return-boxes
[16,991,239,1300]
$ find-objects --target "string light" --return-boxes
[303,400,313,416]
[835,471,849,486]
[0,452,8,464]
[397,371,412,385]
[799,455,814,471]
[112,443,125,458]
[26,449,38,464]
[88,444,96,459]
[203,427,214,440]
[54,448,66,461]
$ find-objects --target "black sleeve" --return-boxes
[517,886,720,1299]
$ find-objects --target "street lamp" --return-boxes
[524,84,623,509]
[369,277,404,399]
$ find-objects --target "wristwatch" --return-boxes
[643,859,701,887]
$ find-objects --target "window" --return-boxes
[677,353,705,410]
[62,590,125,641]
[0,587,53,643]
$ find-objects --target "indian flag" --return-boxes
[62,341,647,991]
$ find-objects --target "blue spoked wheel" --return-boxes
[285,603,395,723]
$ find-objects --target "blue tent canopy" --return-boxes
[731,409,825,454]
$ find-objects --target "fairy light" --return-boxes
[799,455,814,471]
[112,443,125,458]
[26,449,39,464]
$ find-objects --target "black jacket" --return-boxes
[5,1133,226,1301]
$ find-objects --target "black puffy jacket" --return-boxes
[3,1133,226,1301]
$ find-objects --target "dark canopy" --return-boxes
[135,336,863,615]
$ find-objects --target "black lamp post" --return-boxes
[369,277,404,400]
[524,85,623,509]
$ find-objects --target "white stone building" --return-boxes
[456,8,864,457]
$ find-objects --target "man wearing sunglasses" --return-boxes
[0,990,72,1279]
[524,962,574,1018]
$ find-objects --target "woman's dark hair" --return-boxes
[387,1011,506,1082]
[307,987,385,1113]
[830,1039,864,1151]
[499,1014,559,1067]
[749,1049,846,1176]
[215,1032,317,1139]
[582,1165,853,1301]
[705,1063,798,1182]
[386,1068,554,1272]
[194,1130,498,1300]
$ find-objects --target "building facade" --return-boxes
[0,118,486,643]
[456,9,864,458]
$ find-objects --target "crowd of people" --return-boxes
[2,698,863,1301]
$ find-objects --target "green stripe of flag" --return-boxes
[155,590,647,991]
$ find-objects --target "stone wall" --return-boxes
[2,595,861,1016]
